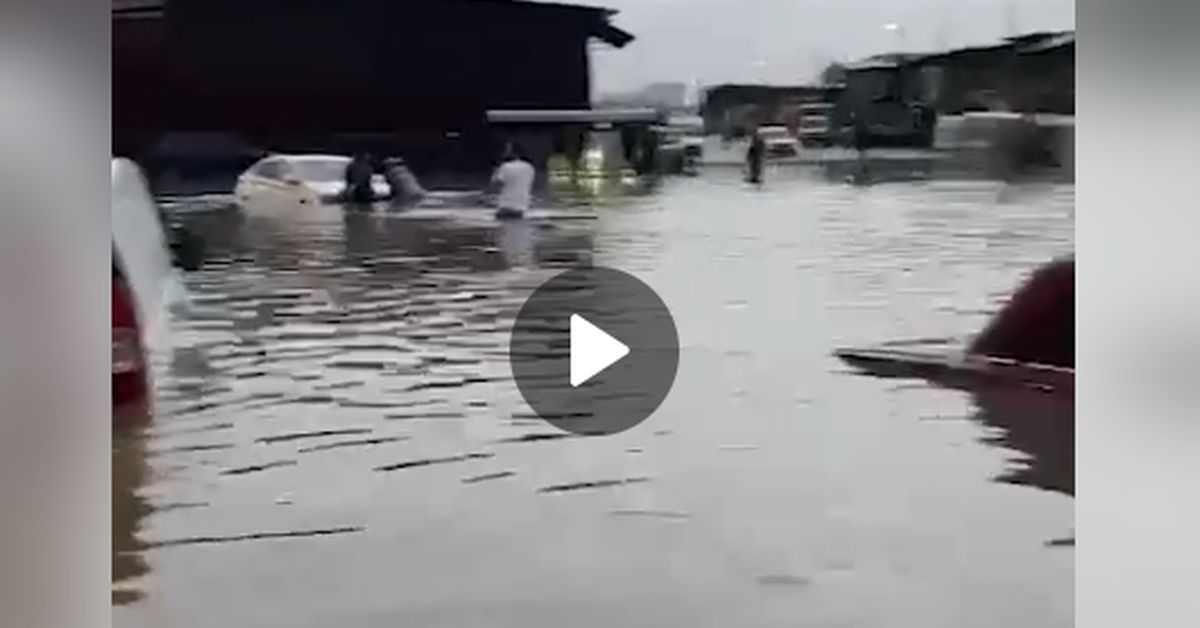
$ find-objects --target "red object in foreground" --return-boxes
[834,256,1075,393]
[113,265,151,425]
[969,256,1074,368]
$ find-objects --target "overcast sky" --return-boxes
[584,0,1075,93]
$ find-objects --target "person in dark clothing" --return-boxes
[851,111,870,150]
[344,151,376,205]
[746,130,765,184]
[847,110,872,184]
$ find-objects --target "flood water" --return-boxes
[115,162,1074,628]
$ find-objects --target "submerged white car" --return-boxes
[234,154,391,207]
[757,125,800,158]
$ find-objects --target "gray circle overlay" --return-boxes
[509,266,680,436]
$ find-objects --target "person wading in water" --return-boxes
[382,157,426,208]
[849,110,871,184]
[745,128,765,184]
[343,150,377,208]
[490,143,535,220]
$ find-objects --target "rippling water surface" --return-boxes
[115,165,1074,628]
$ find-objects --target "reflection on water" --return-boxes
[972,386,1074,497]
[816,153,1076,187]
[112,430,150,605]
[116,165,1073,628]
[846,365,1074,500]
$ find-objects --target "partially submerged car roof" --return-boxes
[252,153,351,166]
[112,158,184,350]
[280,153,351,163]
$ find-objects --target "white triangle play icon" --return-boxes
[570,314,630,387]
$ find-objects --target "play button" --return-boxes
[510,266,680,436]
[570,314,629,387]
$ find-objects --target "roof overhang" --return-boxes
[114,0,636,47]
[593,20,634,47]
[487,108,662,124]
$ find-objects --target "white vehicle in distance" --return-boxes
[234,154,391,207]
[756,125,800,158]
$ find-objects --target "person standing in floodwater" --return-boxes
[344,151,376,206]
[745,130,765,184]
[490,143,535,220]
[851,110,871,181]
[382,157,426,208]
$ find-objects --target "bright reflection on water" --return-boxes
[115,162,1073,628]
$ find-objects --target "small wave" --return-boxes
[256,428,374,444]
[298,436,408,453]
[538,477,651,494]
[220,460,297,476]
[462,471,517,484]
[375,452,494,472]
[144,526,364,549]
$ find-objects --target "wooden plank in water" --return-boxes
[835,343,1073,393]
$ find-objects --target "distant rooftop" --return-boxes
[1004,30,1074,45]
[486,108,662,124]
[844,53,926,71]
[847,29,1075,69]
[1017,31,1075,54]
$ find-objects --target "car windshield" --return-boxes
[758,127,789,139]
[289,158,351,182]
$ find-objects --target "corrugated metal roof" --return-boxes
[1005,30,1072,45]
[901,30,1075,64]
[913,42,1012,64]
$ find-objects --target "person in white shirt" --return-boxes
[490,143,536,219]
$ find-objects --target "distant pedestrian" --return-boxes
[850,111,871,183]
[490,143,535,220]
[745,130,765,184]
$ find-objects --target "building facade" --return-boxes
[909,31,1075,115]
[113,0,633,176]
[700,84,839,137]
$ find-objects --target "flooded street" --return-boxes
[115,165,1073,628]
